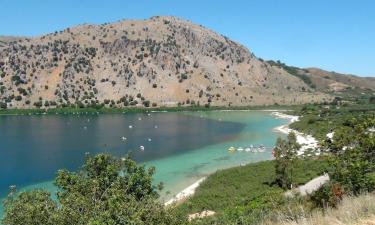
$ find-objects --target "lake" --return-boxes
[0,110,288,216]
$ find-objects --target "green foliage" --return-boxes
[267,60,315,89]
[274,132,301,190]
[175,158,329,221]
[310,181,342,208]
[290,103,375,141]
[326,117,375,195]
[3,190,57,225]
[2,153,184,225]
[0,102,7,109]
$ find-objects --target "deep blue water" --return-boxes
[0,112,244,198]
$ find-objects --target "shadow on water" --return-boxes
[0,110,288,220]
[0,112,244,198]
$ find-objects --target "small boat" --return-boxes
[138,117,142,121]
[228,147,236,152]
[129,125,133,129]
[121,137,127,141]
[245,147,251,152]
[140,146,145,151]
[147,138,152,142]
[237,147,244,151]
[154,125,158,129]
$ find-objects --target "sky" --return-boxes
[0,0,374,76]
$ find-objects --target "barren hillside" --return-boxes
[0,16,337,109]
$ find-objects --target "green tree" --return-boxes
[326,117,375,195]
[3,153,185,225]
[274,132,300,190]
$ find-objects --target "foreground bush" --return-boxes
[2,153,185,225]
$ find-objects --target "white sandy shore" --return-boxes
[164,177,206,206]
[271,112,319,155]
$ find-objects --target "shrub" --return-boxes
[0,102,7,109]
[274,132,300,190]
[2,154,182,225]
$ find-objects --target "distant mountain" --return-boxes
[267,60,375,94]
[0,16,371,109]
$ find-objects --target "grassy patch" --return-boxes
[175,158,329,217]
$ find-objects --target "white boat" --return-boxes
[258,144,266,152]
[237,147,244,151]
[228,146,236,152]
[121,137,127,141]
[129,125,133,129]
[140,146,145,151]
[147,138,152,142]
[245,147,251,152]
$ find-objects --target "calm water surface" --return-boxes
[0,110,288,217]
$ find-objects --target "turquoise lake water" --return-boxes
[0,110,288,218]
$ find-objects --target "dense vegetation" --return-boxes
[173,158,329,224]
[2,154,184,225]
[290,100,375,140]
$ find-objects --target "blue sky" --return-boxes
[1,0,374,76]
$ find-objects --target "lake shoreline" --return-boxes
[163,110,316,206]
[0,105,297,116]
[271,112,319,155]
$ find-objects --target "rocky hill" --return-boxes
[1,16,368,109]
[267,60,375,94]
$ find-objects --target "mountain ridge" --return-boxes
[0,16,371,109]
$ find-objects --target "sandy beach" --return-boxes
[271,112,319,155]
[165,177,206,206]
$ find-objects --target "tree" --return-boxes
[3,153,184,225]
[274,132,300,190]
[312,117,375,207]
[0,102,7,109]
[326,117,375,195]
